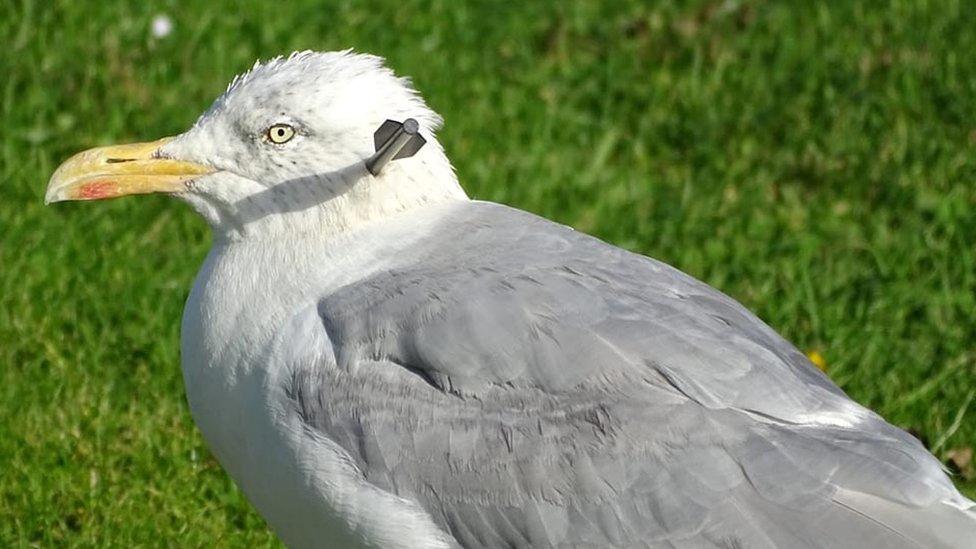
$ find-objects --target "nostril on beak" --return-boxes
[105,158,135,164]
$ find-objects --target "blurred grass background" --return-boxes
[2,0,975,545]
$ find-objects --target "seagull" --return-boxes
[46,50,975,548]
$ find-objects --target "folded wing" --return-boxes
[284,201,975,547]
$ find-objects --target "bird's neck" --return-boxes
[198,149,468,243]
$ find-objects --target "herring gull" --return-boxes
[46,50,976,548]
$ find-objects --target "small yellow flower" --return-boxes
[807,350,827,372]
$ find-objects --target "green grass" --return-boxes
[2,0,975,545]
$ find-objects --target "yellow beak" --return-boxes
[45,137,214,204]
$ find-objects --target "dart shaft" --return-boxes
[366,119,420,176]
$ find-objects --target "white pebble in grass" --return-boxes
[151,14,173,39]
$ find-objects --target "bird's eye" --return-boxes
[266,123,295,144]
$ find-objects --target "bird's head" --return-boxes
[46,50,466,239]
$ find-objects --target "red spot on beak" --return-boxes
[77,181,118,200]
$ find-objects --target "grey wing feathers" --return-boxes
[290,201,976,547]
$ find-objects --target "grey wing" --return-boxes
[288,201,976,548]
